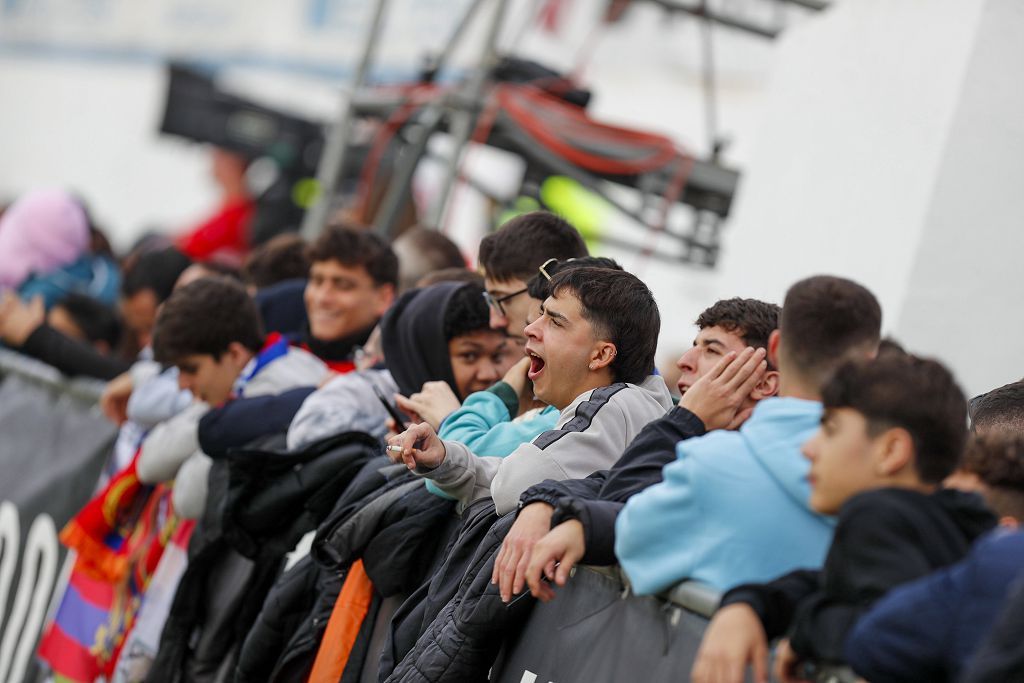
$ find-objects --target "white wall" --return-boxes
[895,0,1024,396]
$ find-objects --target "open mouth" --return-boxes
[526,349,546,381]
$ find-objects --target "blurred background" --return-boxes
[1,0,1021,395]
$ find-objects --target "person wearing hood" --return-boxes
[388,266,673,515]
[0,188,90,295]
[286,279,515,450]
[693,354,997,683]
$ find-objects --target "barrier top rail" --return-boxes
[585,565,722,619]
[0,347,107,405]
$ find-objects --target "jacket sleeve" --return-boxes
[198,387,315,458]
[844,565,959,683]
[438,383,558,456]
[137,401,207,484]
[126,365,192,429]
[788,502,942,663]
[719,570,822,640]
[576,407,707,565]
[16,324,130,380]
[172,451,211,520]
[285,371,395,450]
[614,443,710,595]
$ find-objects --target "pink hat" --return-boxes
[0,188,90,289]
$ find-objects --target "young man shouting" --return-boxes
[388,266,673,514]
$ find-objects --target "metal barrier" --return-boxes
[0,348,116,683]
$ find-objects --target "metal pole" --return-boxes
[699,0,720,160]
[428,0,511,227]
[301,0,391,240]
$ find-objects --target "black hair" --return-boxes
[442,283,493,342]
[152,278,263,365]
[306,225,399,288]
[695,298,781,353]
[549,266,659,385]
[781,275,882,386]
[822,354,967,484]
[242,233,310,289]
[525,256,622,301]
[121,246,192,303]
[970,381,1024,435]
[53,293,122,349]
[478,211,588,283]
[962,433,1024,521]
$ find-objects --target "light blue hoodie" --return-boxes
[427,381,559,499]
[615,396,834,595]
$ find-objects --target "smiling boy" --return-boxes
[388,266,672,514]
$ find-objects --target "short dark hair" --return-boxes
[306,225,399,288]
[822,354,967,484]
[695,298,781,352]
[243,233,310,289]
[54,293,122,349]
[152,278,264,365]
[417,267,483,288]
[122,246,192,303]
[970,381,1024,435]
[549,267,659,385]
[394,227,466,292]
[781,275,882,386]
[962,434,1024,521]
[478,211,588,283]
[526,256,622,300]
[443,283,492,342]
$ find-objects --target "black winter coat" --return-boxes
[146,431,379,683]
[721,487,996,666]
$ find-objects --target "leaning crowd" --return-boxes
[1,190,1023,683]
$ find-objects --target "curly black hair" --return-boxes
[443,283,492,342]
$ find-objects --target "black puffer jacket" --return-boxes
[383,511,534,683]
[238,461,458,683]
[147,431,379,683]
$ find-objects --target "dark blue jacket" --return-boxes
[845,528,1024,683]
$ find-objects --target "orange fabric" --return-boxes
[306,560,375,683]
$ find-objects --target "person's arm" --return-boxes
[137,402,207,484]
[16,324,130,380]
[719,570,822,640]
[198,387,315,458]
[126,366,193,429]
[844,564,959,683]
[437,383,559,456]
[787,499,939,663]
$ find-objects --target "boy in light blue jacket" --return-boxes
[616,275,883,594]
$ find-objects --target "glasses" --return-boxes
[483,288,528,317]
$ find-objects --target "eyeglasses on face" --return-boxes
[482,288,529,317]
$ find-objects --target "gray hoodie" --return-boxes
[421,375,673,515]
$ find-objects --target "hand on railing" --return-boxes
[0,292,45,347]
[525,519,585,602]
[492,501,554,603]
[691,603,770,683]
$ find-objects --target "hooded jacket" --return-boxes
[423,375,674,515]
[615,396,833,594]
[379,282,461,398]
[845,528,1024,683]
[721,487,997,666]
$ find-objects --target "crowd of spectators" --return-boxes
[1,190,1022,683]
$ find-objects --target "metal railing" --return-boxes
[0,347,106,404]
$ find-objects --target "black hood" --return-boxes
[932,487,998,543]
[380,281,462,398]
